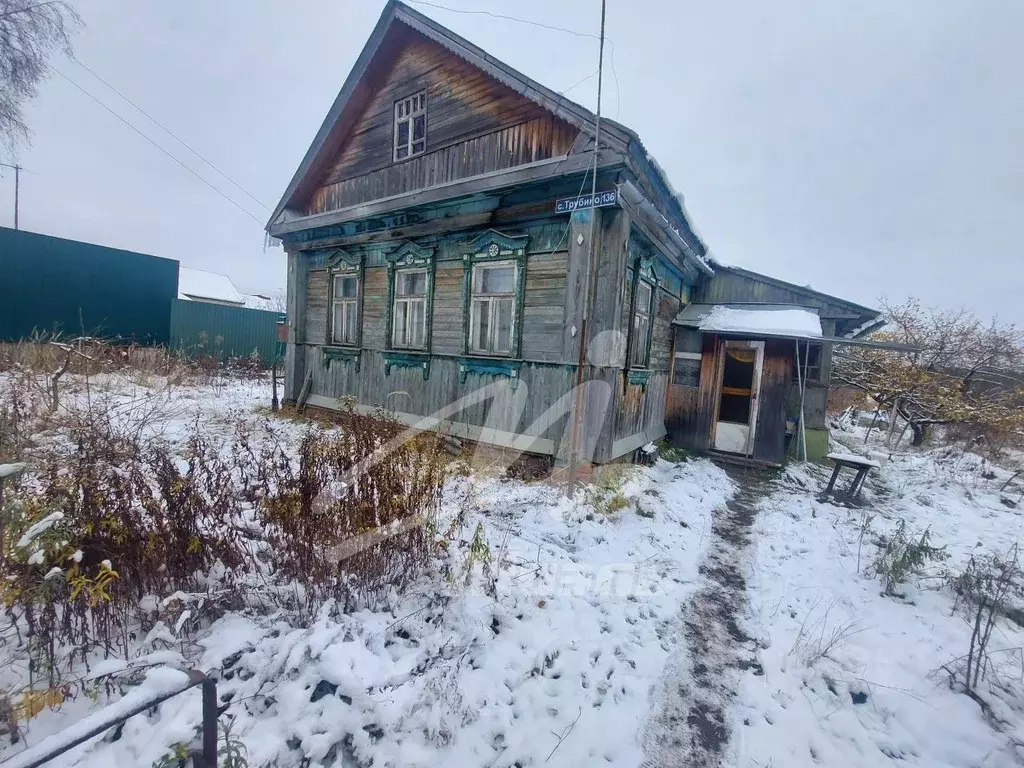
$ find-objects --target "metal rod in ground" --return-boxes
[271,360,279,411]
[201,677,218,768]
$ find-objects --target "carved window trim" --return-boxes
[627,255,659,371]
[461,230,530,359]
[325,249,363,349]
[385,242,436,356]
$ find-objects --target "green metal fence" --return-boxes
[169,299,284,364]
[0,226,178,344]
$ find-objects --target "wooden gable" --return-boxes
[304,23,578,216]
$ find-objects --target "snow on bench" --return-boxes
[826,452,881,469]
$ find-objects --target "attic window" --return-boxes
[394,92,426,161]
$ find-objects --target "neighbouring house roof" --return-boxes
[178,267,247,305]
[242,294,275,312]
[265,0,708,270]
[674,304,824,340]
[178,267,273,311]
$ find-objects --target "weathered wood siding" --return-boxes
[666,333,793,464]
[666,333,721,453]
[302,348,576,449]
[362,267,388,349]
[305,269,329,346]
[305,27,577,215]
[522,252,568,362]
[697,270,839,314]
[431,263,464,356]
[301,220,570,360]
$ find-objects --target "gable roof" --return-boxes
[267,0,706,261]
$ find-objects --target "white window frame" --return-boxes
[469,261,517,356]
[392,267,428,350]
[393,91,426,161]
[630,279,654,368]
[331,272,360,346]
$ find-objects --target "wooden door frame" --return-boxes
[710,338,765,456]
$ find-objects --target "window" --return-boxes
[630,280,653,367]
[792,342,823,383]
[394,92,426,161]
[673,355,702,388]
[392,268,428,349]
[672,329,702,388]
[470,262,516,355]
[331,273,359,345]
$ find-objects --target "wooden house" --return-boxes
[267,1,880,467]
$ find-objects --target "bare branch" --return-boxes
[0,0,82,154]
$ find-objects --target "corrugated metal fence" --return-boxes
[169,299,285,364]
[0,227,177,344]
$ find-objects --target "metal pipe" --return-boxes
[0,670,217,768]
[200,676,218,768]
[566,0,606,492]
[801,340,809,461]
[794,339,806,461]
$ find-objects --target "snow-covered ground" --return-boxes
[736,429,1024,767]
[0,372,734,767]
[1,372,1022,767]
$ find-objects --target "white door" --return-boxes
[712,340,764,455]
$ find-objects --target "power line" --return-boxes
[561,68,598,97]
[407,0,620,117]
[405,0,601,40]
[69,56,272,213]
[49,66,266,226]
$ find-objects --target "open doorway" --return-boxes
[713,340,764,455]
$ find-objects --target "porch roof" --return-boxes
[673,304,823,340]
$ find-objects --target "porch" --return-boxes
[665,304,826,465]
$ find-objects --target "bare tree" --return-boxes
[834,298,1024,451]
[0,0,82,156]
[270,286,288,313]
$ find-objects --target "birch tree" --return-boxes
[0,0,81,156]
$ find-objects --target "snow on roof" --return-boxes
[178,267,247,305]
[678,305,823,339]
[243,294,275,312]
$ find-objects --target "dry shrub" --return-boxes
[264,404,451,613]
[1,412,248,685]
[0,384,452,698]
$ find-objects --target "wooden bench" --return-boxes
[821,453,881,500]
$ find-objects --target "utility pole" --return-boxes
[566,0,607,493]
[0,162,20,229]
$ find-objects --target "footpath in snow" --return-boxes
[643,466,769,768]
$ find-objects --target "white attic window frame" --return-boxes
[393,91,426,161]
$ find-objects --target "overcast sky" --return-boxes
[1,0,1021,323]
